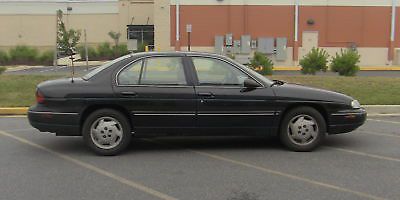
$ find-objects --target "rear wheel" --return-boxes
[82,109,131,155]
[279,107,326,151]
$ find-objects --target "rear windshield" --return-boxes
[82,55,132,80]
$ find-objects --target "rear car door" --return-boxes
[189,56,276,134]
[113,55,196,134]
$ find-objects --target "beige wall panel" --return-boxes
[154,0,171,51]
[300,47,389,66]
[118,1,154,43]
[0,15,56,47]
[67,14,120,44]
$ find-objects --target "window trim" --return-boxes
[115,55,191,87]
[188,55,265,88]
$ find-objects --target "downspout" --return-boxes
[175,0,181,51]
[389,0,397,64]
[293,0,299,63]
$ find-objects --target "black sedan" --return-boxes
[28,52,366,155]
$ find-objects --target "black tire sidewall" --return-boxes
[279,107,326,152]
[82,109,131,156]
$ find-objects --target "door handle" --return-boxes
[198,92,214,98]
[120,91,137,97]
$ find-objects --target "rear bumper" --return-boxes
[328,108,367,135]
[28,106,81,136]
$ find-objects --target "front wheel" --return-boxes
[82,109,132,156]
[279,107,326,152]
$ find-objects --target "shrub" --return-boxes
[77,45,98,61]
[0,50,9,65]
[8,46,39,65]
[113,44,129,57]
[299,47,329,75]
[330,49,361,76]
[249,52,273,75]
[0,66,6,75]
[37,50,54,66]
[96,42,114,60]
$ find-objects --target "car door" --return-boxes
[189,56,276,134]
[113,55,196,134]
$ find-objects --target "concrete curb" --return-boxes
[0,107,28,115]
[1,105,400,116]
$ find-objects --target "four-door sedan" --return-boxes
[28,52,366,155]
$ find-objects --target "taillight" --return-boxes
[36,90,45,104]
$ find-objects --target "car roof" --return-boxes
[129,51,227,59]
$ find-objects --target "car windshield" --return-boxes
[82,54,132,80]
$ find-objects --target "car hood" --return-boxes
[272,83,353,104]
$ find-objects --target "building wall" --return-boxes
[168,0,400,66]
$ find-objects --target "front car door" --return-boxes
[189,55,276,135]
[113,55,196,135]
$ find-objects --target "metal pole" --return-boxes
[84,29,88,70]
[176,0,180,43]
[54,11,58,67]
[188,32,191,51]
[294,0,299,43]
[391,0,397,42]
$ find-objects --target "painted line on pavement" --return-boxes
[0,130,178,200]
[2,128,36,133]
[0,115,27,118]
[368,119,400,124]
[143,139,386,200]
[358,130,400,139]
[327,147,400,163]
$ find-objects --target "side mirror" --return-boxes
[243,78,261,88]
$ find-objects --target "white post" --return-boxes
[294,0,299,43]
[391,0,396,42]
[176,0,180,43]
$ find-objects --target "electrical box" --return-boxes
[225,33,233,46]
[233,40,241,54]
[257,37,274,54]
[276,37,287,61]
[127,39,138,51]
[214,35,224,55]
[240,35,251,54]
[251,40,257,49]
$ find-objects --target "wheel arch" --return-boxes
[80,104,133,134]
[278,103,329,133]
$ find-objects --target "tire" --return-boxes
[279,107,326,152]
[82,109,132,156]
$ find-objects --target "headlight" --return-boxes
[351,100,361,109]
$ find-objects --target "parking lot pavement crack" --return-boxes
[142,139,387,200]
[0,130,179,200]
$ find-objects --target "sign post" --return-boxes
[186,24,192,51]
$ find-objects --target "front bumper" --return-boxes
[328,108,367,135]
[28,105,81,136]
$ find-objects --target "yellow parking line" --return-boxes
[144,139,385,200]
[327,147,400,163]
[0,115,27,118]
[0,130,178,200]
[368,119,400,124]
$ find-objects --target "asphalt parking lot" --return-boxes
[0,116,399,200]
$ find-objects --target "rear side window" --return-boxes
[117,57,187,86]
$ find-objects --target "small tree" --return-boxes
[108,31,121,47]
[56,10,81,58]
[249,52,274,75]
[299,47,329,75]
[330,49,361,76]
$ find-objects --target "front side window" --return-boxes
[192,57,249,86]
[118,57,186,85]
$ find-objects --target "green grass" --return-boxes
[0,74,399,107]
[270,75,400,105]
[0,75,62,107]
